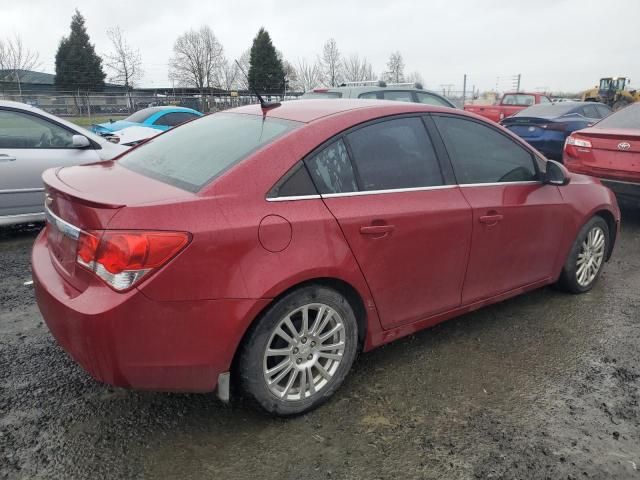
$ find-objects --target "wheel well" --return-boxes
[594,210,617,260]
[229,278,368,379]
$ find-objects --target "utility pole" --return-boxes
[516,74,521,93]
[462,74,467,107]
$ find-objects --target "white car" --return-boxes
[0,101,129,226]
[108,125,161,146]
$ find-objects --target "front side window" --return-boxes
[434,115,537,184]
[305,139,358,194]
[346,117,443,191]
[0,109,74,148]
[120,113,300,192]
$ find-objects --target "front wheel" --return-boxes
[238,285,359,416]
[557,216,609,293]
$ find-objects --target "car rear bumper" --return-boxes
[32,229,269,392]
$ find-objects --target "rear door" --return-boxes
[306,116,473,329]
[0,108,101,218]
[432,114,568,304]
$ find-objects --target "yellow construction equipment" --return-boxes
[582,77,640,110]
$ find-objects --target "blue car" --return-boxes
[91,106,203,136]
[501,102,611,160]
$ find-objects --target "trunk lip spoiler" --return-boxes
[42,167,126,209]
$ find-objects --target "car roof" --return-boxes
[134,106,201,115]
[229,99,455,123]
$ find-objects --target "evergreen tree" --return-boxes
[248,28,285,94]
[54,9,106,92]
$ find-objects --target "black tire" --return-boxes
[238,285,359,416]
[557,216,609,294]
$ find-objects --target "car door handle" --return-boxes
[479,214,504,225]
[360,224,395,236]
[0,154,16,162]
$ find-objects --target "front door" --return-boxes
[0,108,100,218]
[432,114,568,304]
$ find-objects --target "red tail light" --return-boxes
[76,230,190,291]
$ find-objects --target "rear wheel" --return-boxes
[238,285,359,416]
[557,216,609,293]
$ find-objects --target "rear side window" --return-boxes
[120,113,299,192]
[358,92,380,99]
[269,162,318,198]
[416,92,451,107]
[502,94,535,106]
[434,115,537,184]
[383,91,413,102]
[346,117,443,190]
[305,139,358,194]
[595,105,612,118]
[154,112,198,127]
[539,96,552,103]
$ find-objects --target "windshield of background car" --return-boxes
[502,94,536,106]
[300,92,343,99]
[514,104,578,118]
[595,103,640,129]
[120,113,300,192]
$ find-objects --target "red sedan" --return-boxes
[564,102,640,205]
[33,100,620,415]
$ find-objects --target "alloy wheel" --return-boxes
[262,303,346,401]
[576,226,606,287]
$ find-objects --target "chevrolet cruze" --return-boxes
[33,99,620,415]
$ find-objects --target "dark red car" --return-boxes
[564,103,640,205]
[33,99,620,415]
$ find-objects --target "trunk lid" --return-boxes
[577,127,640,153]
[571,128,640,178]
[42,161,193,292]
[502,117,558,139]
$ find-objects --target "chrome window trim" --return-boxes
[265,181,542,202]
[459,180,541,188]
[44,204,81,240]
[321,184,456,198]
[266,194,322,202]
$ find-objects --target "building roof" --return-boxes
[0,69,55,85]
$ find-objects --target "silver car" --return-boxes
[301,81,456,108]
[0,101,128,226]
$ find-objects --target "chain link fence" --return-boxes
[0,90,303,120]
[0,87,471,119]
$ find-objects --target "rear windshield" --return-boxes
[514,103,578,118]
[502,94,536,106]
[595,103,640,129]
[301,92,343,99]
[120,113,300,192]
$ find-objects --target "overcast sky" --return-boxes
[1,0,639,93]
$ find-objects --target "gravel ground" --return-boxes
[1,209,639,480]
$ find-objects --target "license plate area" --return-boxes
[46,207,81,275]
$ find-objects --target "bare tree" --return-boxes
[0,35,40,96]
[406,71,424,86]
[217,57,238,91]
[234,49,251,91]
[295,58,323,92]
[276,50,297,95]
[320,38,342,87]
[104,27,142,111]
[169,25,224,107]
[386,51,405,84]
[343,54,375,83]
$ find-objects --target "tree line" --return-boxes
[0,9,424,95]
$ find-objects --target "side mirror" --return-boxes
[72,135,91,148]
[544,160,570,186]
